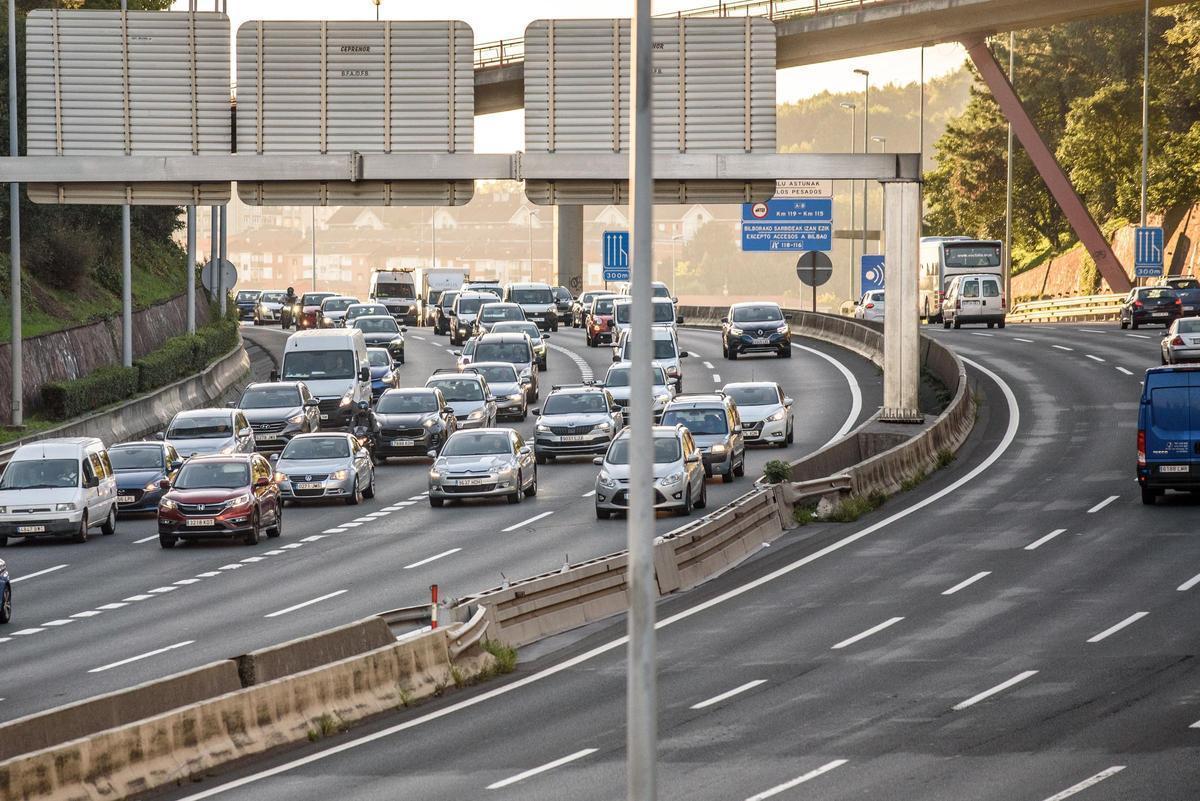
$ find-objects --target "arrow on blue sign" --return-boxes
[1134,226,1163,277]
[603,230,630,281]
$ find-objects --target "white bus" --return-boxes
[918,237,1004,323]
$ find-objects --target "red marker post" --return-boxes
[430,584,439,630]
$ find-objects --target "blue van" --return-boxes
[1138,366,1200,504]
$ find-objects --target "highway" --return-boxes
[147,325,1200,801]
[0,323,879,722]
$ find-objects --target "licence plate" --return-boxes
[559,435,591,442]
[186,518,215,527]
[1153,311,1168,317]
[296,482,323,490]
[320,413,330,420]
[17,525,45,534]
[744,432,759,439]
[391,439,415,447]
[1159,465,1189,473]
[256,432,278,441]
[453,478,486,486]
[752,338,771,345]
[118,495,136,504]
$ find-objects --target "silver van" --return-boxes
[942,273,1006,329]
[278,329,372,429]
[0,437,119,544]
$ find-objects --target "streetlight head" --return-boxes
[853,68,870,77]
[872,136,886,143]
[840,102,856,110]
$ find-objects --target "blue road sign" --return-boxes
[741,198,833,222]
[603,230,630,282]
[1134,226,1164,278]
[861,256,885,293]
[741,221,832,252]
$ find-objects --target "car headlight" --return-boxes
[274,472,287,483]
[330,469,349,481]
[508,393,524,402]
[767,408,787,422]
[653,393,670,406]
[596,422,612,432]
[391,337,405,347]
[666,366,680,377]
[598,471,617,488]
[467,408,486,420]
[323,316,334,325]
[339,393,354,407]
[160,498,177,510]
[55,502,76,512]
[777,323,790,334]
[730,326,744,336]
[144,480,160,492]
[227,493,252,508]
[658,471,683,485]
[0,506,6,514]
[519,368,532,379]
[536,423,551,433]
[423,418,437,429]
[382,374,397,386]
[710,444,727,455]
[287,412,307,424]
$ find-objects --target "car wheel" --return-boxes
[596,506,610,519]
[74,512,89,544]
[0,536,6,547]
[1131,320,1139,330]
[943,319,951,329]
[0,585,11,624]
[524,469,538,498]
[987,322,995,329]
[363,469,376,499]
[728,346,738,360]
[243,512,260,546]
[536,453,547,465]
[676,487,693,517]
[733,455,745,478]
[998,321,1006,329]
[267,504,282,538]
[781,345,792,359]
[100,505,117,536]
[952,318,962,329]
[695,481,708,510]
[1119,318,1129,329]
[159,533,176,549]
[786,422,794,446]
[722,466,735,483]
[346,478,363,506]
[1141,486,1160,505]
[429,496,444,508]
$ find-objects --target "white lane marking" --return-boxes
[195,571,221,578]
[264,590,348,619]
[173,578,200,585]
[1079,329,1107,334]
[744,760,850,801]
[9,564,68,583]
[831,617,905,650]
[10,628,44,636]
[148,586,178,594]
[403,548,462,570]
[352,516,374,523]
[1026,528,1067,551]
[396,501,416,507]
[690,679,767,709]
[953,670,1039,711]
[582,490,596,498]
[1176,572,1200,592]
[1125,333,1151,339]
[41,619,74,627]
[1087,495,1119,513]
[711,373,721,383]
[546,341,593,382]
[1040,766,1126,801]
[218,564,242,570]
[133,534,159,544]
[263,549,286,556]
[1085,354,1105,363]
[322,528,346,534]
[1115,366,1134,375]
[364,512,390,518]
[300,535,327,542]
[1013,337,1035,343]
[1190,719,1200,729]
[122,594,153,602]
[794,342,864,446]
[340,522,363,528]
[167,356,1021,801]
[1051,345,1074,351]
[280,543,303,549]
[501,511,554,533]
[409,494,425,501]
[88,640,195,673]
[1086,612,1148,643]
[240,556,265,563]
[412,335,426,341]
[95,602,127,610]
[942,571,991,596]
[70,610,103,618]
[970,332,995,337]
[702,360,714,369]
[485,748,598,791]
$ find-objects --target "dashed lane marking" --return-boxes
[953,670,1038,711]
[1086,612,1148,643]
[690,679,767,710]
[831,617,904,650]
[1013,337,1035,343]
[1026,529,1066,550]
[942,571,991,596]
[403,548,462,569]
[485,748,598,791]
[1039,767,1126,801]
[133,535,159,544]
[1115,366,1133,375]
[88,640,194,673]
[1085,354,1105,362]
[744,760,849,801]
[1051,345,1074,351]
[322,528,346,534]
[501,511,554,533]
[1177,572,1200,592]
[10,564,68,583]
[264,590,348,619]
[1087,495,1119,513]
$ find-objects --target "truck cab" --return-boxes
[1138,365,1200,504]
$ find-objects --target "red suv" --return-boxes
[586,296,620,348]
[295,291,337,330]
[157,454,282,548]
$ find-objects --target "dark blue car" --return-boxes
[0,558,10,624]
[109,442,183,514]
[235,289,262,321]
[367,347,398,401]
[1138,365,1200,504]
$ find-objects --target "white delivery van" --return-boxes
[416,268,468,325]
[612,297,678,339]
[368,269,418,325]
[942,273,1007,329]
[278,329,372,430]
[0,437,119,544]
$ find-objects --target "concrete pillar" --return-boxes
[553,204,584,293]
[881,180,922,423]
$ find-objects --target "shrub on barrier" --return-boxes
[762,460,792,484]
[42,364,140,420]
[483,640,517,674]
[826,491,888,523]
[135,333,200,391]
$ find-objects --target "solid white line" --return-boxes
[1086,612,1148,643]
[133,534,159,544]
[744,760,849,801]
[404,548,462,569]
[1026,528,1067,551]
[793,342,864,446]
[1085,354,1105,362]
[501,511,554,533]
[581,489,596,498]
[1176,572,1200,592]
[1040,766,1126,801]
[953,670,1039,710]
[1013,337,1035,343]
[942,571,991,596]
[831,617,904,650]
[1087,495,1119,513]
[88,640,194,673]
[702,361,714,369]
[485,748,598,790]
[690,679,767,709]
[167,358,1021,801]
[1125,333,1151,339]
[1051,345,1074,351]
[9,564,68,583]
[1115,366,1133,375]
[264,590,348,619]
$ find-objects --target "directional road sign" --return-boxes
[774,179,833,199]
[741,222,832,252]
[1134,226,1164,278]
[861,256,885,293]
[742,199,832,222]
[603,230,630,282]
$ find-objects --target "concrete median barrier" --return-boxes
[236,616,397,686]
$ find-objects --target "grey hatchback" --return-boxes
[660,393,746,482]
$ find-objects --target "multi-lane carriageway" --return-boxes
[6,322,1200,801]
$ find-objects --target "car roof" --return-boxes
[11,437,104,460]
[185,453,253,463]
[173,407,234,419]
[428,372,485,383]
[288,432,352,441]
[476,332,530,343]
[665,394,728,408]
[466,360,518,370]
[722,381,780,390]
[321,296,359,303]
[353,315,397,323]
[507,282,551,289]
[480,301,522,308]
[245,381,304,390]
[609,360,667,377]
[457,291,494,300]
[730,301,782,309]
[614,424,687,441]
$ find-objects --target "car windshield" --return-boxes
[725,386,780,406]
[1170,279,1200,290]
[615,303,631,323]
[428,290,443,305]
[492,322,541,341]
[865,292,884,303]
[476,286,503,299]
[167,415,233,439]
[174,461,249,490]
[440,291,459,308]
[606,437,681,465]
[0,458,80,489]
[301,293,332,305]
[652,303,676,323]
[652,285,671,298]
[474,342,530,363]
[236,291,260,302]
[662,407,728,435]
[1177,319,1200,334]
[240,387,301,409]
[323,299,354,312]
[543,393,608,414]
[377,393,439,414]
[732,305,784,324]
[510,288,552,304]
[605,366,667,388]
[109,446,164,471]
[348,305,386,318]
[442,431,511,456]
[481,305,523,321]
[470,365,518,385]
[594,298,615,314]
[622,338,677,359]
[457,298,483,314]
[554,287,572,301]
[355,318,400,334]
[374,282,414,299]
[281,437,350,460]
[260,291,285,303]
[282,350,356,380]
[367,350,391,367]
[429,379,484,401]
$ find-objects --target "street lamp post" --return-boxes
[671,234,682,297]
[372,0,381,21]
[840,101,857,301]
[311,206,317,291]
[1140,0,1150,229]
[853,68,871,263]
[528,207,539,282]
[1005,32,1015,303]
[872,136,887,243]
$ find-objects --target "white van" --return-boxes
[368,268,418,325]
[502,282,559,331]
[612,297,679,340]
[942,273,1007,329]
[0,437,119,544]
[277,329,372,430]
[612,326,690,392]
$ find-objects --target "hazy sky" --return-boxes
[174,0,966,152]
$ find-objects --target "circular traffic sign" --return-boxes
[750,201,769,219]
[200,259,238,293]
[795,251,833,287]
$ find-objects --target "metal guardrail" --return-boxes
[472,0,893,68]
[448,605,491,659]
[1007,294,1124,323]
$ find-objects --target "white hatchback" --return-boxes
[854,290,886,322]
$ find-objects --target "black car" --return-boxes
[552,286,575,326]
[235,290,262,321]
[721,301,792,360]
[1163,277,1200,317]
[433,290,459,336]
[371,388,458,461]
[1120,286,1182,330]
[352,315,406,363]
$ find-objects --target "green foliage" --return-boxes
[761,459,792,484]
[482,640,518,674]
[792,505,816,527]
[826,491,888,523]
[900,469,928,493]
[42,365,139,421]
[936,448,957,470]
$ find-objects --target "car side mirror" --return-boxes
[612,354,619,363]
[680,351,690,358]
[304,398,320,407]
[542,333,551,339]
[269,453,279,463]
[531,408,541,415]
[783,396,793,406]
[451,350,461,357]
[401,326,408,333]
[225,400,237,408]
[269,370,280,382]
[686,453,701,464]
[427,449,438,459]
[158,478,171,490]
[720,317,728,324]
[486,395,497,403]
[519,445,532,455]
[169,460,183,471]
[154,432,165,441]
[592,456,604,466]
[238,427,252,438]
[254,476,270,488]
[359,366,371,382]
[733,425,743,434]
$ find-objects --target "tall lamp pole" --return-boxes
[1005,32,1015,302]
[872,136,887,243]
[311,207,317,291]
[853,68,870,261]
[372,0,381,21]
[671,234,682,296]
[1140,0,1150,230]
[527,207,538,282]
[840,101,857,300]
[8,0,23,426]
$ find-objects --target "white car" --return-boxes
[0,437,119,545]
[722,381,794,447]
[612,297,679,340]
[612,326,690,392]
[602,361,675,422]
[853,290,886,323]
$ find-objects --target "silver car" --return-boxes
[1160,317,1200,364]
[533,385,623,462]
[425,372,497,429]
[319,296,360,328]
[271,433,375,506]
[602,361,675,422]
[593,425,706,519]
[722,381,794,447]
[463,362,529,421]
[428,428,538,507]
[231,381,321,452]
[159,408,255,457]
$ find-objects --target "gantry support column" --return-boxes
[554,205,584,294]
[881,180,922,423]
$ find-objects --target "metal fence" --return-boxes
[1006,294,1125,323]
